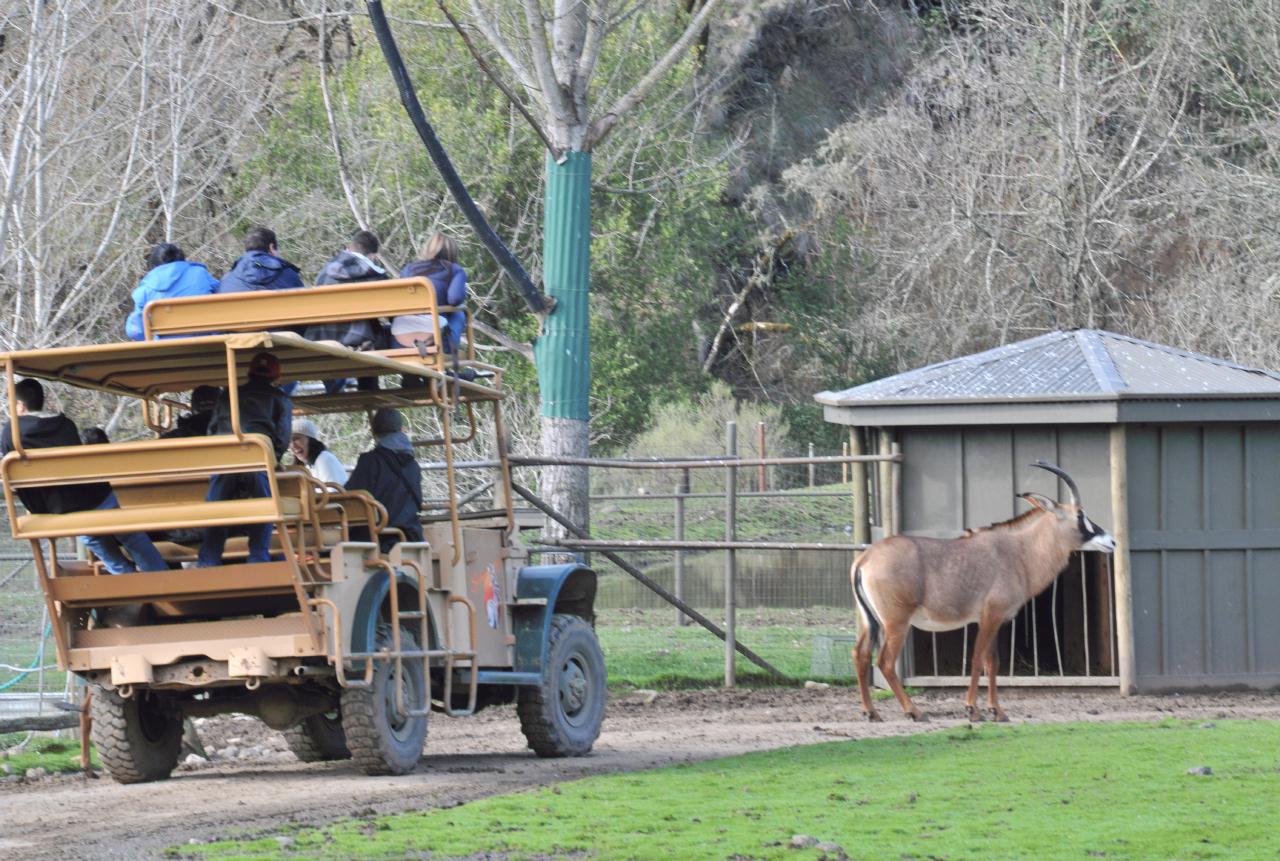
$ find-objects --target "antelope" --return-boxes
[852,461,1115,723]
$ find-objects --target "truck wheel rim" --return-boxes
[559,655,589,721]
[384,668,418,738]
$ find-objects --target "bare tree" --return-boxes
[438,0,728,538]
[0,1,302,358]
[780,0,1280,377]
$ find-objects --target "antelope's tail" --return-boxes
[853,566,882,655]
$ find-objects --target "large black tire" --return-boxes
[284,710,351,762]
[341,625,427,775]
[90,687,183,784]
[517,614,606,757]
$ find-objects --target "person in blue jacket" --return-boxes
[216,226,304,294]
[392,232,467,355]
[124,243,218,340]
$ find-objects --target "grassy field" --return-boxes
[597,607,856,688]
[586,483,857,545]
[182,719,1280,860]
[0,734,94,774]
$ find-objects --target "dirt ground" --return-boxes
[1,686,1278,860]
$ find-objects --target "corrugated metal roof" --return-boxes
[816,330,1280,405]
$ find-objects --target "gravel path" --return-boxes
[1,687,1277,859]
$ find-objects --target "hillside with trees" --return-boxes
[4,0,1280,457]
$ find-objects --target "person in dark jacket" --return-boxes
[125,243,218,340]
[307,229,389,394]
[197,353,292,566]
[80,426,109,446]
[345,408,423,552]
[215,226,304,295]
[159,385,219,439]
[392,232,467,355]
[0,379,167,574]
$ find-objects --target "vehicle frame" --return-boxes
[0,278,605,780]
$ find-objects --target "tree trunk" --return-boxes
[533,150,592,537]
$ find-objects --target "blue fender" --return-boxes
[509,563,597,676]
[350,569,434,673]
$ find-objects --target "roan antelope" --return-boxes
[852,461,1115,722]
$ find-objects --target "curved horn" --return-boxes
[1030,460,1081,507]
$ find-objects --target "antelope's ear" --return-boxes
[1017,491,1056,513]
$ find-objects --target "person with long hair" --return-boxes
[392,231,467,355]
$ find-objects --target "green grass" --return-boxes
[182,720,1280,860]
[0,734,96,774]
[575,482,857,545]
[597,607,855,688]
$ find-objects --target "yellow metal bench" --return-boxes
[2,434,288,542]
[141,277,475,371]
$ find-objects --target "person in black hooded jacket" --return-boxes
[345,408,423,552]
[197,352,292,567]
[1,379,168,574]
[159,385,219,439]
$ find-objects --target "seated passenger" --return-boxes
[160,385,219,439]
[0,379,167,574]
[197,353,291,567]
[290,418,347,486]
[80,426,109,446]
[124,243,218,341]
[392,232,467,356]
[345,408,423,552]
[216,226,304,294]
[306,229,389,394]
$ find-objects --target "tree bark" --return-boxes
[539,416,590,549]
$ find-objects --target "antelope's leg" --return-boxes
[853,630,881,721]
[985,648,1008,722]
[876,625,923,721]
[966,620,1000,722]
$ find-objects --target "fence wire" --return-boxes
[525,433,863,686]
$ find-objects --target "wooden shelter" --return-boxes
[818,329,1280,693]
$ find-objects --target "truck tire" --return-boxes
[517,614,606,757]
[341,624,427,775]
[284,710,351,762]
[91,687,183,783]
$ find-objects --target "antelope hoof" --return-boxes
[990,708,1009,723]
[966,705,984,723]
[908,710,928,723]
[863,709,883,723]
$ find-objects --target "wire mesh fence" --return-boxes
[0,541,65,731]
[520,422,868,687]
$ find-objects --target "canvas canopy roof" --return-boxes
[817,329,1280,427]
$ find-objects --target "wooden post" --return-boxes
[890,440,902,536]
[1109,425,1136,695]
[841,441,849,484]
[851,428,869,545]
[878,429,893,535]
[674,472,688,627]
[756,421,766,492]
[724,421,737,688]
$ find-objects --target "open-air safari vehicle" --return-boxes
[0,277,605,782]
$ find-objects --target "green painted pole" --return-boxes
[534,151,591,421]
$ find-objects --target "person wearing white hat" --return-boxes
[290,418,348,486]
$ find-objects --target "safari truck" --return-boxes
[0,278,605,782]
